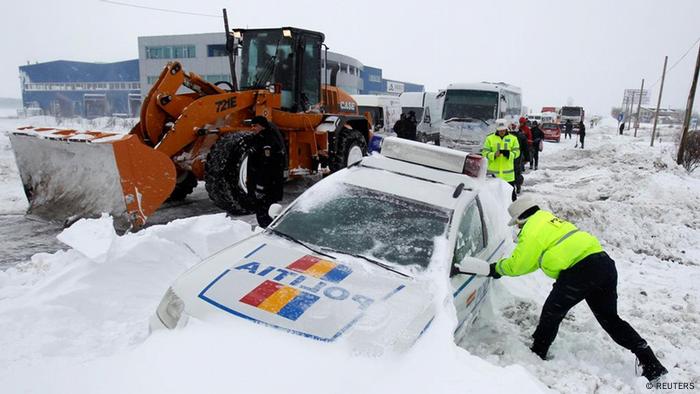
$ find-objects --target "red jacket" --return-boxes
[519,117,532,143]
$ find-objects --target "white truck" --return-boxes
[399,92,441,145]
[351,95,402,134]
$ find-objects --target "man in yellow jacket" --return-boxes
[482,121,520,201]
[457,195,668,382]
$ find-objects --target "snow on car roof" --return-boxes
[342,163,471,210]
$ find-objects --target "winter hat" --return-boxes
[508,194,539,226]
[251,116,270,127]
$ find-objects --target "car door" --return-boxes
[450,198,490,333]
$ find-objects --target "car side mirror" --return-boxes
[453,255,490,276]
[268,203,283,219]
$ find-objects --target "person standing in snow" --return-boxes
[249,116,287,228]
[619,122,625,135]
[510,123,529,194]
[482,121,520,201]
[456,195,668,382]
[393,113,406,139]
[530,121,545,170]
[404,111,418,141]
[564,119,573,139]
[577,121,586,149]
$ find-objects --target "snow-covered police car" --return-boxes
[150,137,513,351]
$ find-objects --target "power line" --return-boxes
[99,0,220,18]
[648,36,700,90]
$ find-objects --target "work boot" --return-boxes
[530,343,549,360]
[635,346,668,382]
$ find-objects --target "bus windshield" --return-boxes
[442,90,498,121]
[561,107,582,116]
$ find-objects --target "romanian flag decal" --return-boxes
[287,255,352,283]
[240,280,320,321]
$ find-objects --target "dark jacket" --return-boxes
[404,116,417,141]
[250,124,286,199]
[531,126,545,142]
[393,118,406,138]
[512,130,530,163]
[578,123,586,136]
[565,121,573,133]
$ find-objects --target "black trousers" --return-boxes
[579,134,585,149]
[532,252,648,355]
[531,144,540,168]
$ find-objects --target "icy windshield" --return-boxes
[270,183,452,270]
[443,90,498,121]
[561,107,582,116]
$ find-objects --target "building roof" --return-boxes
[19,59,139,83]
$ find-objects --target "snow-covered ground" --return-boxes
[0,117,698,393]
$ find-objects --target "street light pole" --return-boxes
[634,78,645,137]
[651,56,668,147]
[677,44,700,165]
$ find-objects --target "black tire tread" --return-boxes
[205,132,257,214]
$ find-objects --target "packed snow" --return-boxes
[0,117,699,393]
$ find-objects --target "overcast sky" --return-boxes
[2,0,699,116]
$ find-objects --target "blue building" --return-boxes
[19,60,141,118]
[360,65,424,95]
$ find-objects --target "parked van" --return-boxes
[399,92,441,144]
[351,95,402,134]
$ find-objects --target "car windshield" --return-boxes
[270,183,452,271]
[561,107,582,116]
[443,89,498,121]
[543,123,558,129]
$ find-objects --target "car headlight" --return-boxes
[156,287,185,329]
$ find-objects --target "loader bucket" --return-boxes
[9,127,176,230]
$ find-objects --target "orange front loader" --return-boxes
[9,22,371,230]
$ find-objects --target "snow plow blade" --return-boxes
[9,127,177,230]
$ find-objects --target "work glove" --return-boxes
[488,263,502,279]
[500,149,510,159]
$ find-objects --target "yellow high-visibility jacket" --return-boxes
[481,133,520,182]
[495,210,604,279]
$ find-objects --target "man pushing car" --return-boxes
[455,195,668,382]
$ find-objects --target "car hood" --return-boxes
[174,233,435,348]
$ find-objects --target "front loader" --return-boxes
[9,13,371,230]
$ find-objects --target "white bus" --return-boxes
[399,92,441,144]
[434,82,522,153]
[351,95,402,134]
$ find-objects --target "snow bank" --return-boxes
[0,213,548,393]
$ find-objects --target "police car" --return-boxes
[150,137,513,351]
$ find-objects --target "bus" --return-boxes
[434,82,522,153]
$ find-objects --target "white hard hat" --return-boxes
[495,118,508,132]
[508,194,539,226]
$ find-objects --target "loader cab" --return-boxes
[236,27,324,112]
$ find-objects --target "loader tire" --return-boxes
[205,132,257,215]
[167,171,198,202]
[330,129,367,172]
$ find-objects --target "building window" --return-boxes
[147,76,159,84]
[146,45,196,59]
[207,44,227,57]
[368,74,381,83]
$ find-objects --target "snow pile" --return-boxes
[461,120,700,393]
[0,214,548,393]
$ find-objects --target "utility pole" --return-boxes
[651,56,668,147]
[634,78,645,137]
[677,44,700,165]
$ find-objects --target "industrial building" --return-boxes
[19,60,141,118]
[18,32,423,118]
[137,32,423,98]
